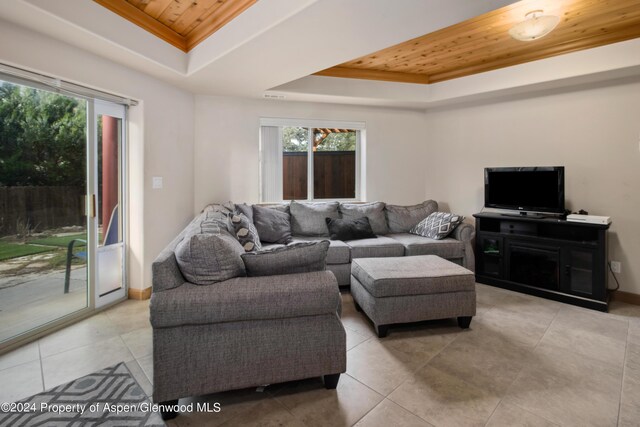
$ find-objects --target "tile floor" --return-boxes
[0,284,639,427]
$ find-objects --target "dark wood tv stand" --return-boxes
[473,212,610,311]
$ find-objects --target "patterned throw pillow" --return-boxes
[229,213,262,252]
[410,212,465,240]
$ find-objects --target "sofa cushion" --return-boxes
[242,241,329,277]
[386,233,465,259]
[259,203,290,212]
[351,255,475,298]
[252,205,292,244]
[150,270,340,328]
[290,201,339,236]
[327,263,351,286]
[230,213,262,252]
[326,217,376,241]
[410,211,465,240]
[345,236,405,259]
[385,200,438,233]
[291,236,351,264]
[174,232,246,285]
[339,202,388,235]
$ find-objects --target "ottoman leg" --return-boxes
[159,399,179,420]
[323,373,341,389]
[375,324,389,338]
[458,316,472,329]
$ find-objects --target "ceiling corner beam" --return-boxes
[184,0,257,50]
[94,0,188,52]
[313,66,429,84]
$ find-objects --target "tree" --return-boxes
[282,126,356,152]
[282,126,308,152]
[0,81,86,187]
[315,131,356,151]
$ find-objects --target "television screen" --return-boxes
[484,167,565,213]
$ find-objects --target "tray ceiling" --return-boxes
[314,0,640,84]
[94,0,257,52]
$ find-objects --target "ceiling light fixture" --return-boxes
[509,10,560,42]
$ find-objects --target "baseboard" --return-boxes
[128,287,152,300]
[611,290,640,306]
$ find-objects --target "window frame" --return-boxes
[259,118,365,203]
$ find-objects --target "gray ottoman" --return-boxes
[350,255,476,337]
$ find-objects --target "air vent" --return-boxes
[263,93,286,100]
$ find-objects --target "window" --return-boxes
[260,119,364,202]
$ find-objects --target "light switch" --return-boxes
[152,176,163,189]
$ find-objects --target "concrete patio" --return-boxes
[0,266,87,343]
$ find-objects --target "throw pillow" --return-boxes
[410,211,465,240]
[339,202,388,235]
[175,233,246,285]
[290,201,340,236]
[202,201,235,214]
[385,200,439,233]
[326,217,376,241]
[241,241,330,277]
[184,210,231,237]
[235,203,254,223]
[229,213,262,252]
[252,205,292,244]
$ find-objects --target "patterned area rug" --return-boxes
[0,362,164,426]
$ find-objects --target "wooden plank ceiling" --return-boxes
[315,0,640,85]
[94,0,257,52]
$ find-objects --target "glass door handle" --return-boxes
[88,194,96,218]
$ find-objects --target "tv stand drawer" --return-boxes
[500,221,537,235]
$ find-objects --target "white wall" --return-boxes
[424,77,640,294]
[194,95,428,210]
[0,19,195,291]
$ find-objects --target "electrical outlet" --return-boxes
[610,261,621,274]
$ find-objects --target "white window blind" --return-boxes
[259,126,282,202]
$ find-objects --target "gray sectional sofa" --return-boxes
[150,199,474,419]
[261,200,475,286]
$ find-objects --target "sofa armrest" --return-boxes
[152,248,186,293]
[451,223,475,272]
[150,270,340,328]
[451,223,475,243]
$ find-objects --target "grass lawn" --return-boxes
[0,232,98,264]
[0,241,55,261]
[28,234,87,248]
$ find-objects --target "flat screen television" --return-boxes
[484,167,565,214]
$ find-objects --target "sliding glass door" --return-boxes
[0,79,127,347]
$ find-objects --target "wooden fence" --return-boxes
[283,151,355,200]
[0,186,85,237]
